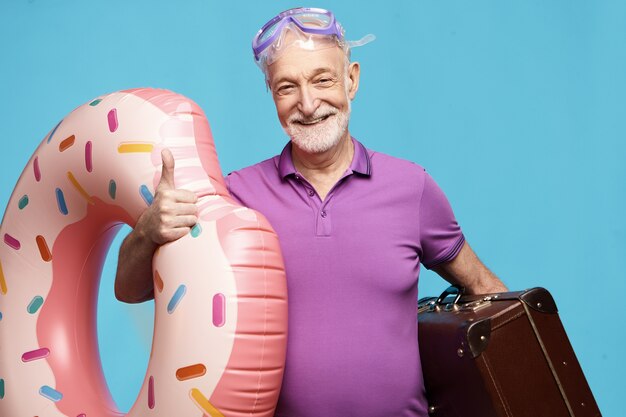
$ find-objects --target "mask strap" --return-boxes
[347,34,376,48]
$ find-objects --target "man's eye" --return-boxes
[317,78,333,85]
[277,85,295,95]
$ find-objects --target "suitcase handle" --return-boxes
[435,285,465,306]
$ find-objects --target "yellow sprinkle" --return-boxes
[117,143,154,153]
[189,388,225,417]
[0,260,7,294]
[67,171,95,205]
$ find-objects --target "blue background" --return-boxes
[1,0,624,415]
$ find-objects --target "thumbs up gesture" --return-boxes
[134,148,199,245]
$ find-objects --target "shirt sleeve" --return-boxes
[419,172,465,269]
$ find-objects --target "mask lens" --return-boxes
[293,12,332,29]
[258,20,281,44]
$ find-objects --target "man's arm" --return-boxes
[114,149,198,303]
[432,241,508,295]
[115,228,158,303]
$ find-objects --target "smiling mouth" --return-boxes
[296,114,333,126]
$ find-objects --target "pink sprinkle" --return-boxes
[4,234,20,250]
[148,375,155,409]
[213,293,225,327]
[85,141,93,172]
[77,414,86,417]
[22,347,50,362]
[107,109,118,132]
[33,157,41,182]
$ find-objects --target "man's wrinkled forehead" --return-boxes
[267,44,347,85]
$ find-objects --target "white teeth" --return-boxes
[300,115,331,125]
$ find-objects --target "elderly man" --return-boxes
[115,7,507,417]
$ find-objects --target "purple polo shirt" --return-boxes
[225,138,464,417]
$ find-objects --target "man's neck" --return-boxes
[291,132,354,177]
[291,132,354,200]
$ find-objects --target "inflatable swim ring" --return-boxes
[0,88,288,416]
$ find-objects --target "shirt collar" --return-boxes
[277,137,372,179]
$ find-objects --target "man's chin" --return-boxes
[289,133,345,154]
[285,111,350,154]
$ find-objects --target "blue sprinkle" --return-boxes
[109,179,117,200]
[140,184,153,206]
[167,285,186,314]
[0,378,4,399]
[18,195,29,210]
[55,188,68,215]
[39,385,62,402]
[0,311,3,321]
[190,223,202,238]
[46,120,62,144]
[27,296,44,314]
[89,98,102,106]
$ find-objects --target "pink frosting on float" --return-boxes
[37,197,133,417]
[160,116,194,137]
[209,210,288,416]
[122,88,229,199]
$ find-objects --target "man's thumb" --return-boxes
[159,148,176,189]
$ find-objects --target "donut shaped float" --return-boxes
[0,88,288,417]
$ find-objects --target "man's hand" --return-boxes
[114,148,198,303]
[134,148,199,245]
[432,241,508,295]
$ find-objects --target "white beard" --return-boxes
[284,103,350,153]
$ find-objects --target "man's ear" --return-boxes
[347,61,361,100]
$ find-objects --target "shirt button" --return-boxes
[321,210,327,218]
[308,190,315,197]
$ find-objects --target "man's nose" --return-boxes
[297,86,320,117]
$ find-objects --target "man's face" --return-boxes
[266,41,360,153]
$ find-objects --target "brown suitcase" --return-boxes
[417,286,601,417]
